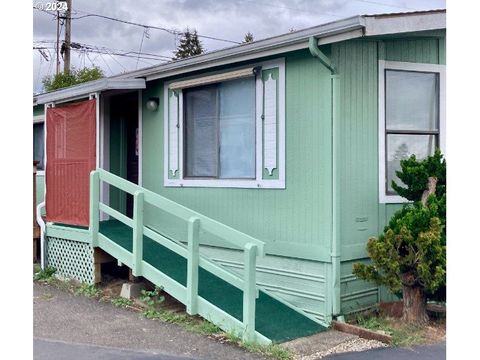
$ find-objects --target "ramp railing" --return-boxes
[89,169,267,343]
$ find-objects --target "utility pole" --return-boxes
[63,0,72,73]
[56,8,60,75]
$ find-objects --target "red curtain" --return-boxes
[45,99,96,227]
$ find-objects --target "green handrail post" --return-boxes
[132,190,144,277]
[243,242,257,342]
[186,217,200,315]
[89,170,100,247]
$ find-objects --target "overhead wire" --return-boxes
[352,0,418,11]
[34,6,240,44]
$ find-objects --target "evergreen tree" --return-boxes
[173,28,204,60]
[353,150,446,324]
[42,66,104,92]
[242,32,254,43]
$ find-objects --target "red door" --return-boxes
[45,99,96,227]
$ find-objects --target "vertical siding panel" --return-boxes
[335,34,445,313]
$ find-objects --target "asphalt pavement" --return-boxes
[33,282,263,360]
[34,338,195,360]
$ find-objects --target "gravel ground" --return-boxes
[296,338,388,360]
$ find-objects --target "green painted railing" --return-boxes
[89,169,267,343]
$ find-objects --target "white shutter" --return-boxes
[263,72,277,176]
[168,91,179,176]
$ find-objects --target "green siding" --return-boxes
[140,50,334,321]
[33,104,44,117]
[142,50,333,261]
[331,40,379,262]
[331,35,445,312]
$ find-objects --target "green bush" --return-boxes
[353,150,446,323]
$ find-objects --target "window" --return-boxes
[164,59,285,188]
[33,122,45,171]
[184,78,256,179]
[379,61,445,203]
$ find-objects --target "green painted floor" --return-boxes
[99,219,326,343]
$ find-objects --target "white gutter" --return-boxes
[36,202,46,269]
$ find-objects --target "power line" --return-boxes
[33,5,240,44]
[136,28,148,70]
[234,0,343,18]
[33,40,172,61]
[71,9,240,44]
[352,0,417,11]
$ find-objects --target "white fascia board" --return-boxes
[36,78,146,105]
[364,12,445,36]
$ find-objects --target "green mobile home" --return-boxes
[33,10,446,344]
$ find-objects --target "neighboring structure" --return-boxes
[33,10,446,344]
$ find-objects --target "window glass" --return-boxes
[386,134,436,193]
[219,78,255,178]
[386,70,439,131]
[33,122,44,171]
[184,77,256,179]
[184,85,218,177]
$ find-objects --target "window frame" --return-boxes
[163,58,285,189]
[33,115,45,175]
[378,60,446,203]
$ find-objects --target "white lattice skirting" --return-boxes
[46,237,95,284]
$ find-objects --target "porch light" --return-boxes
[146,97,159,111]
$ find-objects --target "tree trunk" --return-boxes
[402,284,429,324]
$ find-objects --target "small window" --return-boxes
[379,61,445,203]
[33,122,45,171]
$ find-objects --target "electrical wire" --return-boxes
[33,5,240,44]
[33,40,171,61]
[352,0,417,11]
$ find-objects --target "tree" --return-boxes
[242,32,254,43]
[392,149,446,202]
[42,66,104,92]
[353,150,446,324]
[173,28,204,60]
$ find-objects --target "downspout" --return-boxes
[36,202,46,269]
[309,36,343,322]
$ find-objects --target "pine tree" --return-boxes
[242,32,254,43]
[353,150,446,324]
[173,28,204,60]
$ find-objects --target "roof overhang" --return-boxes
[363,10,446,36]
[113,16,365,81]
[110,10,444,83]
[35,78,146,105]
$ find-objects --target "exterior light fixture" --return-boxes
[146,97,159,111]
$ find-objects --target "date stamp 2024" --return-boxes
[34,2,69,12]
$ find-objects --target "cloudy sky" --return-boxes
[33,0,445,93]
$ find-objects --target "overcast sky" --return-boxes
[33,0,446,93]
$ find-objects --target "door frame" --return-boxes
[99,89,143,220]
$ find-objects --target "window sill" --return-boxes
[164,178,285,189]
[379,194,411,204]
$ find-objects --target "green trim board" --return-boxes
[46,223,90,243]
[99,219,327,342]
